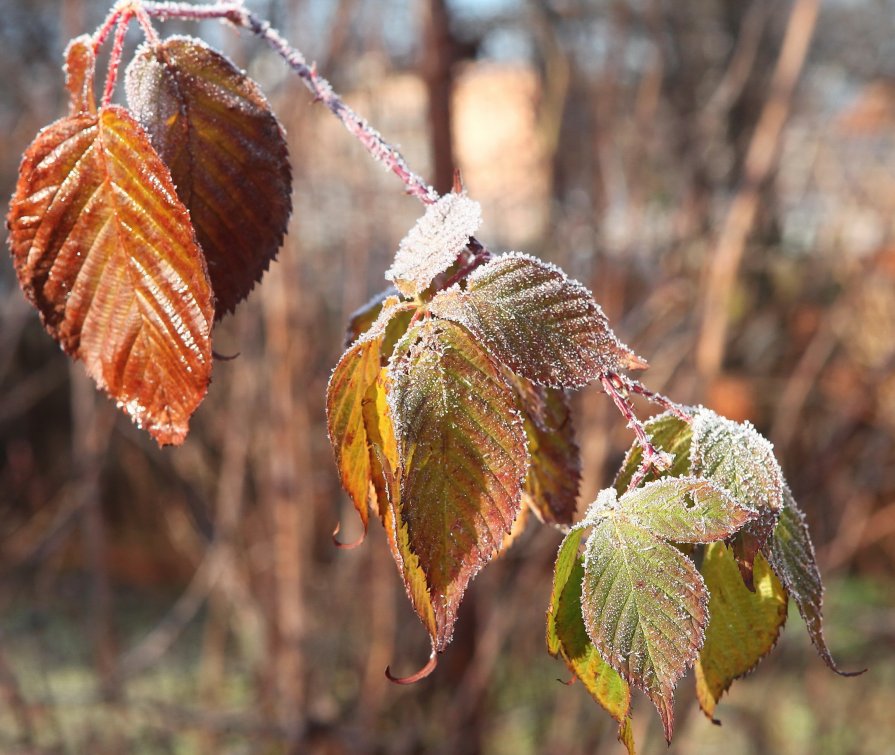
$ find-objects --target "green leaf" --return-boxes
[384,192,482,297]
[547,527,634,754]
[429,253,645,389]
[327,299,414,540]
[763,488,863,676]
[126,36,292,318]
[6,106,213,446]
[581,517,708,742]
[614,411,693,493]
[695,543,788,721]
[64,35,96,115]
[388,319,528,650]
[691,409,784,588]
[618,477,757,544]
[510,375,580,525]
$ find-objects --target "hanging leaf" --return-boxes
[581,516,707,742]
[387,319,528,651]
[7,106,213,445]
[614,410,693,493]
[691,409,784,588]
[64,35,96,115]
[763,488,864,676]
[430,253,645,389]
[547,527,634,754]
[510,375,580,525]
[695,542,788,721]
[327,299,415,541]
[125,36,292,318]
[618,477,757,544]
[385,192,482,297]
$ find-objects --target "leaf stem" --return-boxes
[139,1,440,206]
[617,375,692,423]
[599,373,673,490]
[101,10,134,108]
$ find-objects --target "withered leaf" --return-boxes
[126,36,292,318]
[7,106,213,445]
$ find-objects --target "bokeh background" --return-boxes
[1,0,894,752]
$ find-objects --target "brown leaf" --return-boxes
[388,319,528,650]
[126,36,292,318]
[7,107,213,445]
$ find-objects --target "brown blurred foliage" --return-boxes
[0,0,893,753]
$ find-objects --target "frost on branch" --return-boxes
[385,192,482,297]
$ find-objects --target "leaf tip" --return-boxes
[385,650,438,685]
[331,520,366,550]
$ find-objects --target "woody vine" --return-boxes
[5,1,861,750]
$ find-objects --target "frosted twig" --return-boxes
[140,1,440,206]
[600,373,673,491]
[618,374,692,423]
[101,9,134,107]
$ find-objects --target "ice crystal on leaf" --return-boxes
[430,252,646,388]
[385,192,482,297]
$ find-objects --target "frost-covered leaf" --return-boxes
[547,527,634,753]
[695,543,787,721]
[6,107,213,445]
[619,477,757,544]
[763,488,863,676]
[126,36,292,318]
[327,300,415,539]
[581,517,708,742]
[614,411,693,493]
[64,35,96,114]
[388,319,528,650]
[385,192,481,297]
[429,253,645,389]
[510,375,580,525]
[691,409,784,588]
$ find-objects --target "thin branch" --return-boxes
[599,373,673,490]
[140,1,440,205]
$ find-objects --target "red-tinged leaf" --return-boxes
[763,488,864,676]
[388,319,528,651]
[7,107,213,445]
[429,252,645,389]
[618,477,758,544]
[547,527,634,754]
[581,517,708,742]
[327,299,415,541]
[385,193,482,297]
[691,409,784,589]
[510,375,580,525]
[695,543,788,721]
[125,36,292,318]
[64,35,96,115]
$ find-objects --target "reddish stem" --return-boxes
[101,10,134,107]
[618,374,692,423]
[92,6,123,52]
[140,1,440,206]
[385,651,438,685]
[134,4,161,45]
[600,373,672,491]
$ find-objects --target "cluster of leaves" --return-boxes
[328,192,647,672]
[6,30,292,444]
[547,409,862,751]
[5,6,859,750]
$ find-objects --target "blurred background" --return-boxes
[1,0,894,752]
